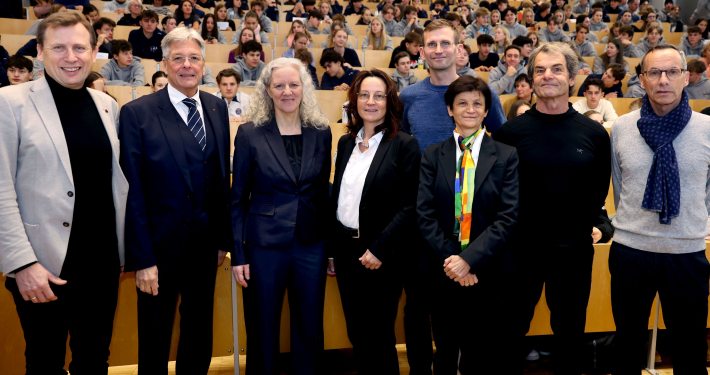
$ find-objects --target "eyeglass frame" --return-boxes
[356,91,388,102]
[640,68,687,81]
[165,55,204,65]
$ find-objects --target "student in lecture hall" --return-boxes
[470,34,499,71]
[213,69,251,122]
[578,62,626,98]
[174,0,201,30]
[391,51,421,91]
[100,39,146,87]
[320,49,360,90]
[150,70,168,92]
[117,0,144,26]
[128,9,166,61]
[507,99,531,120]
[593,38,631,75]
[231,40,266,86]
[572,78,619,127]
[1,55,33,88]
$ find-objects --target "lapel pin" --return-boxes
[213,108,216,111]
[104,109,108,113]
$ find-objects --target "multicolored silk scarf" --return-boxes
[454,127,483,251]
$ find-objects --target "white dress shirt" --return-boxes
[167,83,205,145]
[336,128,385,229]
[454,128,486,171]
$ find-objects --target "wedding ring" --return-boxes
[31,297,37,300]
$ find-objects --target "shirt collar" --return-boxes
[356,127,384,148]
[168,83,201,107]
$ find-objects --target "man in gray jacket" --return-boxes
[501,8,528,39]
[686,59,710,99]
[539,18,570,42]
[488,45,526,94]
[231,40,266,86]
[610,44,710,374]
[573,24,598,57]
[99,39,146,87]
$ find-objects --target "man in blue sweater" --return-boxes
[401,19,506,152]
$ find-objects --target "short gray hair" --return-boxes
[527,42,579,96]
[161,27,206,60]
[127,0,143,8]
[640,44,687,72]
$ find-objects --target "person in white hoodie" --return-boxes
[539,17,570,42]
[390,51,420,91]
[488,45,527,95]
[678,27,706,59]
[213,68,252,121]
[686,59,710,99]
[230,40,266,86]
[572,78,618,127]
[104,0,130,14]
[99,39,146,87]
[501,8,528,39]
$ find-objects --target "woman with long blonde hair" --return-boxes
[493,26,511,54]
[322,21,356,48]
[362,17,393,50]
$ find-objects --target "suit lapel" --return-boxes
[156,88,193,192]
[299,126,316,182]
[439,137,457,197]
[263,119,297,184]
[361,135,392,201]
[332,136,356,204]
[473,134,497,194]
[30,78,74,187]
[199,92,227,181]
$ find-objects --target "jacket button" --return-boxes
[67,191,74,197]
[63,222,70,227]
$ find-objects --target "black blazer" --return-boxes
[417,133,519,279]
[119,87,233,272]
[230,119,332,266]
[328,131,421,261]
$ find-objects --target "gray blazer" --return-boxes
[0,78,128,277]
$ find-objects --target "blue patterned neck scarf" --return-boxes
[636,90,692,224]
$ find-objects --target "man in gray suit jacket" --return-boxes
[0,13,128,375]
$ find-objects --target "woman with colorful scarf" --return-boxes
[416,75,519,374]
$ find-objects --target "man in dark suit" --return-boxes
[119,27,233,375]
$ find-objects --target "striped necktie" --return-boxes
[182,98,206,151]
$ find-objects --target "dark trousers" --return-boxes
[402,254,433,375]
[243,234,327,375]
[5,262,119,375]
[136,243,218,375]
[609,242,710,375]
[430,268,516,375]
[514,243,594,375]
[336,236,403,375]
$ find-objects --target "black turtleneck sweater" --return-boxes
[46,74,118,277]
[492,103,611,249]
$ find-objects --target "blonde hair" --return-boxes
[494,25,511,50]
[367,17,391,50]
[244,58,329,129]
[319,0,332,15]
[326,20,345,48]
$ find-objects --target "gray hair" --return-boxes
[127,0,143,8]
[161,27,206,60]
[640,44,687,72]
[527,42,579,96]
[244,57,329,129]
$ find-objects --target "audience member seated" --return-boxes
[573,25,598,57]
[388,31,423,68]
[213,4,235,30]
[174,0,201,30]
[624,63,646,98]
[514,74,536,104]
[344,0,368,16]
[323,14,356,35]
[569,15,600,42]
[117,0,143,26]
[150,70,168,92]
[694,18,708,39]
[492,26,511,54]
[617,26,644,57]
[200,65,218,87]
[589,8,609,32]
[521,9,538,31]
[307,9,325,34]
[507,99,532,120]
[26,4,67,36]
[605,0,622,14]
[231,11,272,46]
[295,48,320,89]
[465,7,493,39]
[202,14,228,44]
[456,45,478,77]
[320,49,360,90]
[319,1,334,19]
[363,17,394,50]
[84,71,110,96]
[618,10,639,31]
[686,60,710,100]
[148,0,173,16]
[213,69,251,121]
[573,78,619,127]
[637,22,664,54]
[700,44,710,77]
[679,27,705,59]
[578,62,626,97]
[377,0,395,12]
[128,10,166,61]
[429,0,449,22]
[250,1,275,33]
[104,0,131,14]
[282,32,316,66]
[357,8,373,25]
[100,39,146,87]
[565,40,592,74]
[501,8,528,39]
[582,110,605,125]
[286,0,314,21]
[535,1,552,22]
[33,0,53,18]
[398,6,424,36]
[231,40,265,86]
[601,23,622,44]
[539,17,570,42]
[489,45,526,95]
[379,5,400,36]
[325,29,362,67]
[227,0,246,20]
[667,5,684,32]
[593,39,631,74]
[282,20,314,47]
[591,1,611,21]
[322,21,356,48]
[391,51,420,91]
[470,34,499,71]
[195,0,217,10]
[82,4,101,24]
[2,55,33,88]
[553,10,570,32]
[162,15,178,33]
[412,0,427,19]
[229,28,266,62]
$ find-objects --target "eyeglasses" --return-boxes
[357,91,387,102]
[166,56,204,65]
[641,68,685,81]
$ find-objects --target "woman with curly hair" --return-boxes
[329,68,420,374]
[231,57,331,375]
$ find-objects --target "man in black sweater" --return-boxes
[493,42,611,374]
